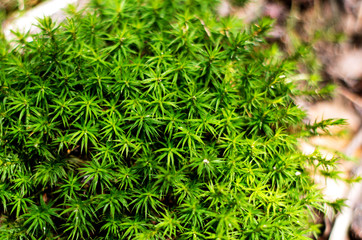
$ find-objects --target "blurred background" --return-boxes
[2,0,362,239]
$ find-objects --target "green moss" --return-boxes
[0,0,345,239]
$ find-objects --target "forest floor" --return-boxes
[223,1,362,238]
[2,0,362,239]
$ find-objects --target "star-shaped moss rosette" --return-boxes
[0,0,346,239]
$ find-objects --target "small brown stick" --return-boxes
[339,87,362,108]
[329,159,362,240]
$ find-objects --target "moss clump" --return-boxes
[0,0,344,239]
